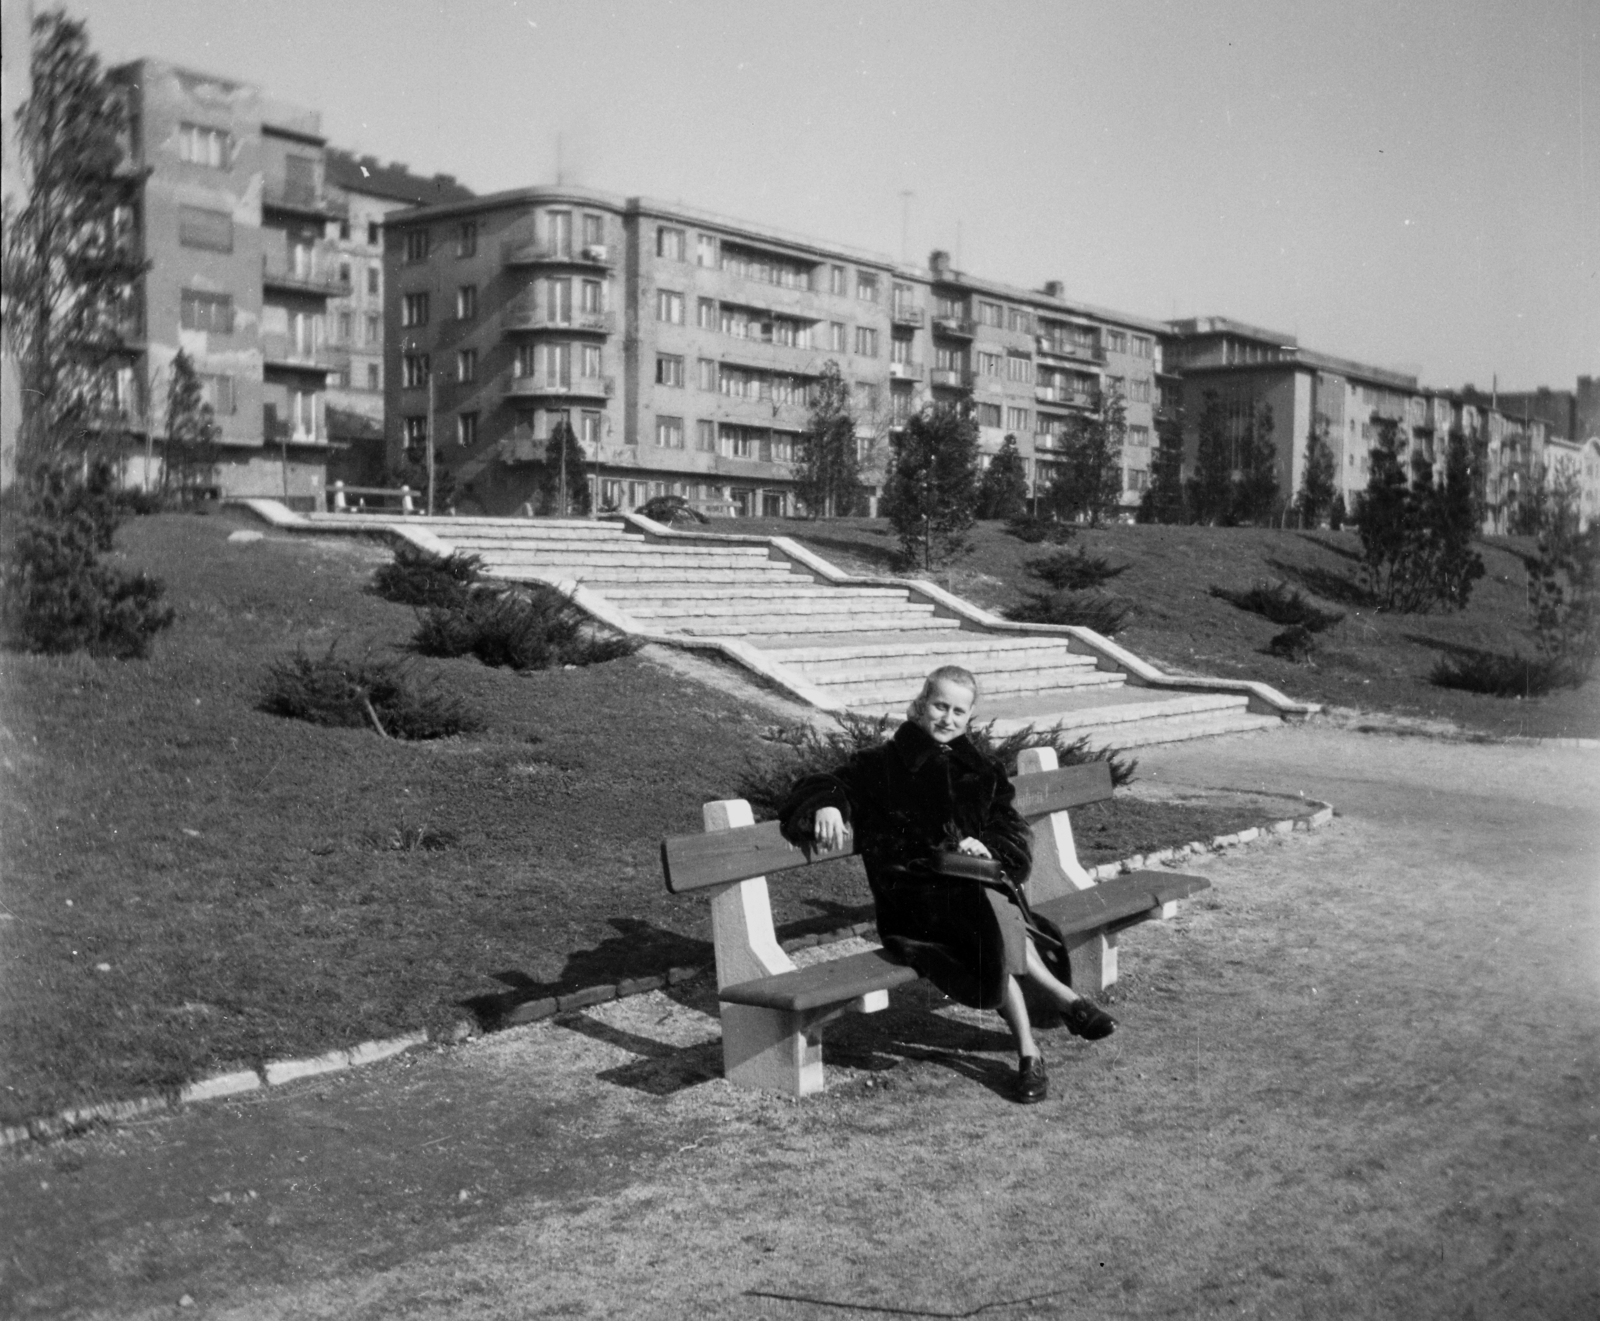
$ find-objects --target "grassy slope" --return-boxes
[723,515,1600,740]
[0,511,1275,1124]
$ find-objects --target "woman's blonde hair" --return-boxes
[906,665,979,722]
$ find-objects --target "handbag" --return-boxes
[927,851,1074,985]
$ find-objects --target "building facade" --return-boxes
[104,58,344,503]
[383,187,1167,517]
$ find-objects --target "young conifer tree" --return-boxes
[1187,391,1234,525]
[795,360,862,517]
[976,433,1029,520]
[882,401,980,570]
[1296,419,1337,527]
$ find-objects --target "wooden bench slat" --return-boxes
[663,762,1114,893]
[719,949,920,1011]
[1033,870,1210,939]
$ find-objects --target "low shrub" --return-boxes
[1429,651,1566,698]
[1209,580,1344,633]
[260,647,484,739]
[1003,590,1133,636]
[740,712,1135,819]
[1268,625,1316,662]
[2,462,175,659]
[1005,515,1076,545]
[414,583,637,670]
[371,545,486,608]
[636,494,709,526]
[1025,545,1130,592]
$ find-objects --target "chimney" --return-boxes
[1042,280,1064,299]
[434,173,456,185]
[388,160,409,173]
[929,249,951,278]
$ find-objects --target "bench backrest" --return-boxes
[662,756,1111,894]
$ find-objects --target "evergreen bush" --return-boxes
[1209,581,1343,633]
[1267,625,1317,662]
[260,647,483,739]
[1429,651,1564,698]
[1004,515,1075,545]
[413,584,637,670]
[1026,545,1130,592]
[371,544,485,608]
[1003,589,1133,636]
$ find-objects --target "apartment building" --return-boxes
[384,185,1168,516]
[322,151,472,482]
[100,58,344,502]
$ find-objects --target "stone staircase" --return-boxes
[292,510,1305,748]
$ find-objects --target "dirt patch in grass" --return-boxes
[0,512,1298,1124]
[724,515,1600,739]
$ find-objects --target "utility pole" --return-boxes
[900,190,913,264]
[426,366,436,516]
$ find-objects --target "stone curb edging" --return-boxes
[2,801,1334,1154]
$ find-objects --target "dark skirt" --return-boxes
[874,878,1030,1011]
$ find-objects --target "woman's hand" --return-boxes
[955,836,992,858]
[813,807,848,852]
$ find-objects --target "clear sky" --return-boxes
[49,0,1600,394]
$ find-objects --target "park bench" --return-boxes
[325,481,420,514]
[660,747,1211,1096]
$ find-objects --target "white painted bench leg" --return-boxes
[1073,933,1118,993]
[722,1004,826,1096]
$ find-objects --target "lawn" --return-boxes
[0,510,1289,1125]
[722,515,1600,740]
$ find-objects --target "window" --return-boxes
[1105,374,1124,398]
[336,366,351,389]
[339,219,351,241]
[977,402,1002,428]
[179,290,233,333]
[456,349,476,383]
[697,297,717,329]
[891,335,911,365]
[404,416,428,451]
[696,419,716,452]
[655,415,685,448]
[1129,425,1150,447]
[656,226,686,260]
[581,344,602,378]
[892,283,915,315]
[402,353,430,389]
[367,267,379,296]
[854,327,878,357]
[546,277,572,324]
[656,355,684,387]
[698,359,717,391]
[1007,353,1032,383]
[1131,334,1153,359]
[582,213,604,247]
[458,412,478,446]
[581,410,601,444]
[404,229,430,263]
[830,265,846,295]
[1104,328,1127,354]
[696,234,717,267]
[178,205,233,252]
[979,301,1003,328]
[855,271,879,302]
[854,381,878,412]
[456,285,477,319]
[656,290,684,324]
[366,363,380,390]
[935,344,963,372]
[581,280,603,314]
[829,322,846,352]
[338,261,351,286]
[546,210,572,255]
[456,221,477,257]
[200,373,236,415]
[978,352,1002,377]
[177,122,230,168]
[720,424,756,459]
[1128,377,1151,403]
[1008,307,1031,333]
[337,312,353,343]
[365,313,380,345]
[936,294,966,319]
[401,292,429,327]
[1006,407,1030,432]
[367,221,380,246]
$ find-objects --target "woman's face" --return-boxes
[913,678,976,744]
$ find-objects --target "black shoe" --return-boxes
[1014,1055,1048,1104]
[1062,999,1116,1041]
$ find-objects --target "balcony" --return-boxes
[929,368,973,389]
[262,335,335,373]
[888,361,924,381]
[501,300,615,334]
[1035,385,1100,410]
[890,305,925,328]
[261,179,344,222]
[931,316,976,339]
[503,372,614,401]
[262,248,351,298]
[501,239,615,269]
[1036,334,1106,364]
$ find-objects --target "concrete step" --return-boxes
[597,584,910,604]
[795,647,1104,687]
[489,566,803,586]
[466,547,779,568]
[1078,710,1283,749]
[823,665,1126,706]
[666,613,966,638]
[765,634,1099,670]
[621,596,936,620]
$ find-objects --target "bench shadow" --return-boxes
[1263,557,1373,607]
[458,916,712,1028]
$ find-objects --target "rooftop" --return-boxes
[326,149,474,206]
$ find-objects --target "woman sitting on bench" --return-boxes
[778,665,1116,1105]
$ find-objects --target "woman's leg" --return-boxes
[997,975,1039,1061]
[1023,938,1084,1008]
